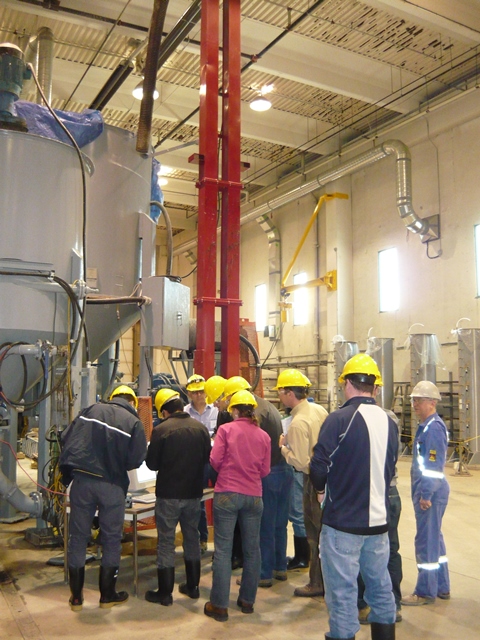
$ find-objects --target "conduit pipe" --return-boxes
[0,469,43,518]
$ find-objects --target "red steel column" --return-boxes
[194,0,219,377]
[220,0,242,377]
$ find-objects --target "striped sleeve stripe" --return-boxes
[80,416,132,437]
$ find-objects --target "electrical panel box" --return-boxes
[140,276,190,349]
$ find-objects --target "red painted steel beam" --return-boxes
[194,0,219,377]
[220,0,242,377]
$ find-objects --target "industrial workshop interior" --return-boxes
[0,0,480,638]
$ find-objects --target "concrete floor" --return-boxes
[0,458,479,640]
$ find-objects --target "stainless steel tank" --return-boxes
[409,333,439,386]
[457,329,480,464]
[369,338,394,410]
[0,125,152,398]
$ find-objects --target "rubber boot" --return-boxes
[145,567,175,606]
[371,623,395,640]
[287,536,310,571]
[179,559,201,599]
[99,566,129,608]
[68,566,85,611]
[325,635,355,640]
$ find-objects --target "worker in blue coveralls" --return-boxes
[401,381,450,606]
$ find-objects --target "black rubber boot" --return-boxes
[145,567,175,606]
[287,536,310,571]
[179,559,201,599]
[68,566,85,611]
[371,622,396,640]
[99,566,129,608]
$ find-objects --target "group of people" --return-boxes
[59,355,451,640]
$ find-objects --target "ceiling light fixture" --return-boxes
[249,83,274,112]
[158,177,169,187]
[132,80,159,100]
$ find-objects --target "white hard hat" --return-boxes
[410,380,441,400]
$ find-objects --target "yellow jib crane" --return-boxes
[280,192,348,322]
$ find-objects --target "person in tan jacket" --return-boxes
[275,369,328,597]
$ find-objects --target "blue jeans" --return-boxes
[321,524,395,639]
[155,497,201,568]
[358,485,403,609]
[210,492,263,608]
[260,463,293,579]
[289,468,306,537]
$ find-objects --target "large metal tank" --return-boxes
[0,129,82,398]
[0,125,153,399]
[82,125,152,361]
[409,333,439,385]
[457,329,480,464]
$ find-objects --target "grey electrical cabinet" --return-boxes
[140,276,190,349]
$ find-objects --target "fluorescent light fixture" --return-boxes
[157,165,172,176]
[250,97,272,112]
[158,177,168,187]
[133,80,159,100]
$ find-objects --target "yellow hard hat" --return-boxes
[223,376,251,399]
[228,389,258,411]
[338,354,383,386]
[204,375,227,404]
[155,388,181,413]
[186,374,205,392]
[110,385,138,409]
[272,368,311,390]
[410,380,441,400]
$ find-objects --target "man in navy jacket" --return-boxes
[310,354,398,640]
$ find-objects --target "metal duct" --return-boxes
[174,139,433,337]
[36,27,54,104]
[0,468,43,518]
[174,139,434,257]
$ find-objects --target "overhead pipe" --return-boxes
[36,27,53,104]
[136,0,169,155]
[174,139,434,254]
[22,27,53,104]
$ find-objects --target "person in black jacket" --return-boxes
[59,385,147,612]
[144,390,211,606]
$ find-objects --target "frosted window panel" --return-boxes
[378,248,399,312]
[475,226,480,297]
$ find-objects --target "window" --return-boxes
[293,272,308,325]
[255,283,267,331]
[475,225,480,296]
[378,248,399,312]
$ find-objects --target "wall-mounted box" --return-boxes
[140,276,190,349]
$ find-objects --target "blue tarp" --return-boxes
[14,100,104,147]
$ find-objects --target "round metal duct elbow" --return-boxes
[0,469,44,518]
